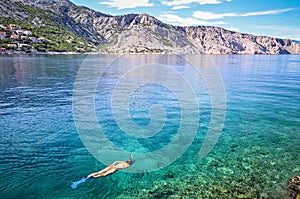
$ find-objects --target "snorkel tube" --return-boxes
[130,154,135,164]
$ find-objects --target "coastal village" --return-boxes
[0,24,45,54]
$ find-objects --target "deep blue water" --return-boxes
[0,54,299,198]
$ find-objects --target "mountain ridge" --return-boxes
[1,0,300,54]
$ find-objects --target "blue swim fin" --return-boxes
[71,177,87,189]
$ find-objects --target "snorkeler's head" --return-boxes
[127,158,135,165]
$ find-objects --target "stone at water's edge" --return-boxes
[287,176,300,199]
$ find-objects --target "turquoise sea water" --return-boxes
[0,54,299,198]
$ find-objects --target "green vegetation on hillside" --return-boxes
[32,26,93,52]
[0,1,97,53]
[0,18,96,52]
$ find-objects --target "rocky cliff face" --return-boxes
[90,14,200,53]
[2,0,300,54]
[182,26,300,54]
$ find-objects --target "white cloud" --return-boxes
[193,11,236,20]
[241,8,295,17]
[100,0,154,9]
[157,13,226,26]
[193,8,295,20]
[161,0,221,6]
[172,5,191,10]
[226,27,239,32]
[197,0,221,4]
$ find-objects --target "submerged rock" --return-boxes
[287,176,300,199]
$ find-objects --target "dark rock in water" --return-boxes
[287,176,300,199]
[162,171,175,180]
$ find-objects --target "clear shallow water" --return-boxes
[0,54,299,198]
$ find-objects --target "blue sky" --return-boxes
[69,0,300,40]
